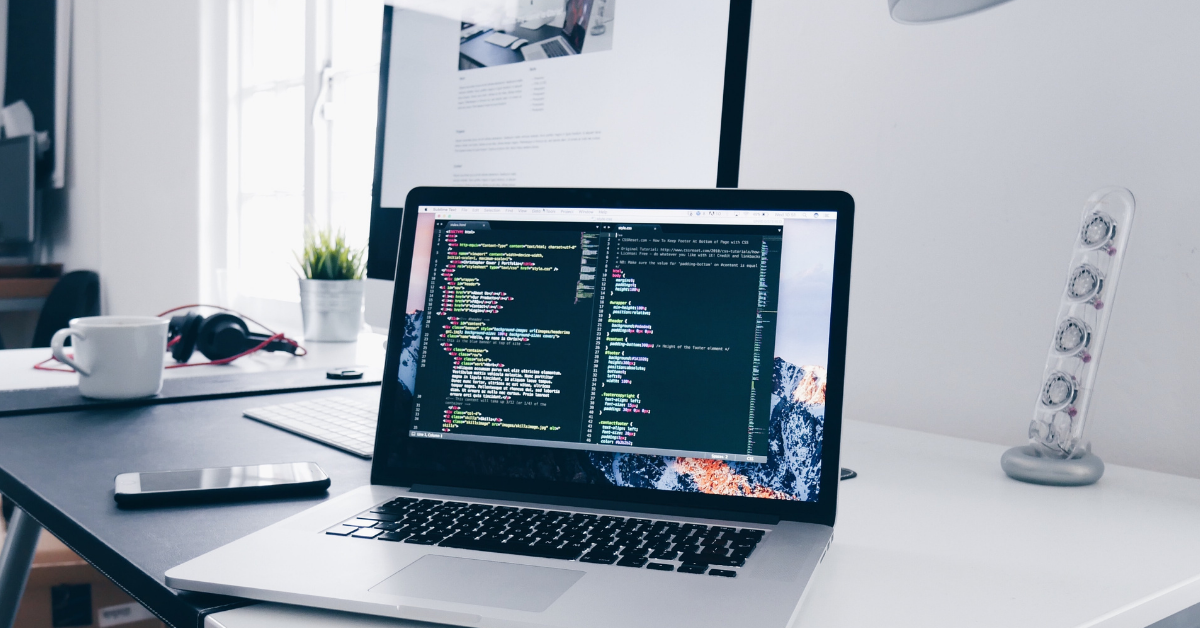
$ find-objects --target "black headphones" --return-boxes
[167,312,299,363]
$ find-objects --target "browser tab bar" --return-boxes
[420,205,836,225]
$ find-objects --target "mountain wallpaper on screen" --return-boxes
[585,358,825,501]
[396,311,826,502]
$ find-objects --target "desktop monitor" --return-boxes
[365,0,754,331]
[0,135,35,244]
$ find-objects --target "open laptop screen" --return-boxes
[382,193,846,511]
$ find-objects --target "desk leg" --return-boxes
[0,507,40,628]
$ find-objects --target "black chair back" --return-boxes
[31,270,101,348]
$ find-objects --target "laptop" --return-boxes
[166,187,855,628]
[520,35,576,61]
[521,0,592,60]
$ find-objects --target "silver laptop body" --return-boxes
[520,35,577,61]
[167,187,855,628]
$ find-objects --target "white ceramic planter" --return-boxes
[298,279,364,342]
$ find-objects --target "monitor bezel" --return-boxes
[371,187,853,526]
[0,135,36,245]
[366,1,756,282]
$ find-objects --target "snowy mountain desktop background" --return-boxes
[393,214,837,503]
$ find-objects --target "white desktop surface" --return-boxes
[204,420,1200,628]
[0,332,388,391]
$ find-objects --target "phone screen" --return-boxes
[137,462,324,493]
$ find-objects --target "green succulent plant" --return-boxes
[296,227,366,280]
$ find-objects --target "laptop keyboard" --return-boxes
[541,39,570,58]
[243,397,376,458]
[325,496,765,577]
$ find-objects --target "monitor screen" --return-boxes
[366,1,754,325]
[389,202,839,504]
[0,136,35,244]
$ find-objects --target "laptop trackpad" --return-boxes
[369,555,584,612]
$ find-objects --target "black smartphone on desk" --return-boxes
[114,462,330,507]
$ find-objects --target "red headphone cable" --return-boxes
[166,331,292,368]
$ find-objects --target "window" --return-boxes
[227,0,382,306]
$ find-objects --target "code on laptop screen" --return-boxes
[393,206,837,502]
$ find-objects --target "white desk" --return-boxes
[204,421,1200,628]
[0,331,388,391]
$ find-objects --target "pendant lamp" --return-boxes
[888,0,1014,24]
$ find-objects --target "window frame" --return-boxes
[223,0,380,324]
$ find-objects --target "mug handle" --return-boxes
[51,328,89,376]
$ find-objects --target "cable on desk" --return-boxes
[31,304,308,372]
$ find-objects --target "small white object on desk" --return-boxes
[50,316,169,399]
[483,32,519,47]
[205,421,1200,628]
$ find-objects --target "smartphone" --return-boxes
[114,462,330,507]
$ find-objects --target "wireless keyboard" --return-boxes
[243,396,378,458]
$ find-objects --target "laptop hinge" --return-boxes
[409,484,782,526]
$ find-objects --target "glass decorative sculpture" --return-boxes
[1002,187,1136,486]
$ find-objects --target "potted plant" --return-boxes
[295,228,366,342]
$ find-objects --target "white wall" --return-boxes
[741,0,1200,477]
[53,0,205,316]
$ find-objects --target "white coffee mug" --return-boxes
[50,316,170,399]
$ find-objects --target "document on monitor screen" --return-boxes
[378,1,732,208]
